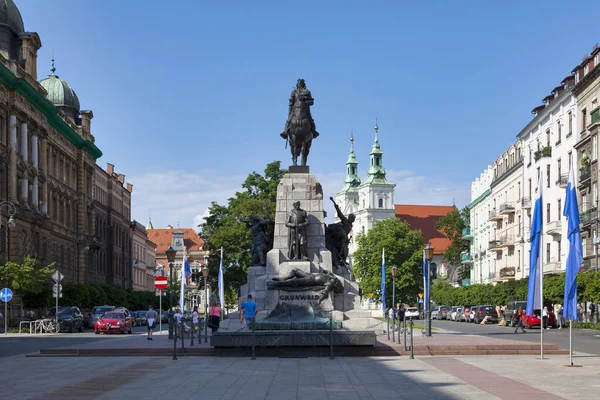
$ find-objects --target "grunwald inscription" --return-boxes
[279,294,320,301]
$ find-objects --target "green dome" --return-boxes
[39,61,80,119]
[0,0,24,34]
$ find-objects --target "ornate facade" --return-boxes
[0,1,102,285]
[131,221,156,292]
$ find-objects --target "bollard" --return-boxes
[199,320,202,344]
[409,319,414,359]
[190,321,195,347]
[172,319,178,361]
[329,313,334,360]
[403,319,407,352]
[392,315,396,343]
[251,320,256,360]
[181,322,185,353]
[387,317,390,341]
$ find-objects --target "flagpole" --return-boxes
[569,318,573,365]
[540,171,544,360]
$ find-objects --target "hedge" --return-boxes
[432,270,600,307]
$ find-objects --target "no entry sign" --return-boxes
[154,276,168,290]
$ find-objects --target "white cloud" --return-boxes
[130,168,470,230]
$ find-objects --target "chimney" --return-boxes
[118,174,125,184]
[126,183,133,193]
[19,33,41,79]
[107,163,114,175]
[80,110,94,135]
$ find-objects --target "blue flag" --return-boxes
[381,248,386,313]
[526,169,543,317]
[563,159,582,321]
[423,250,429,314]
[218,247,225,309]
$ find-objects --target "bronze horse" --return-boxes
[281,79,319,166]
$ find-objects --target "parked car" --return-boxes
[451,307,462,321]
[88,305,116,329]
[131,311,147,327]
[405,307,420,320]
[503,300,527,327]
[438,306,451,320]
[474,305,498,324]
[94,311,133,334]
[431,306,442,320]
[45,307,84,333]
[461,305,476,322]
[523,300,557,329]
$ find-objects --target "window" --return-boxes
[558,199,561,220]
[518,181,521,198]
[378,198,383,208]
[557,159,561,181]
[546,243,551,263]
[582,109,587,130]
[558,241,561,262]
[568,152,572,170]
[583,238,587,258]
[546,129,550,147]
[584,64,590,75]
[528,148,532,165]
[595,135,599,161]
[568,112,573,135]
[528,178,532,197]
[546,203,551,223]
[595,54,600,67]
[557,121,561,144]
[546,165,551,188]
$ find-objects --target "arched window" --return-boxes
[378,198,383,208]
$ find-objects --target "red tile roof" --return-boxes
[147,228,205,254]
[394,204,455,255]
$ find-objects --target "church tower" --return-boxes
[333,134,361,219]
[351,122,396,254]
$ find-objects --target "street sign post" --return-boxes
[52,270,64,330]
[1,288,12,335]
[155,276,168,333]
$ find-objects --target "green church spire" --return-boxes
[364,121,392,185]
[342,132,361,191]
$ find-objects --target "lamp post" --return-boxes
[0,201,16,261]
[391,265,398,343]
[424,242,434,337]
[202,262,209,343]
[165,246,176,343]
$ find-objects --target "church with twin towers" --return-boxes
[333,123,457,282]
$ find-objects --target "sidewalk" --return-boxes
[3,351,600,399]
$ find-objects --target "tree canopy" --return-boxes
[200,161,287,307]
[435,206,470,280]
[352,218,424,306]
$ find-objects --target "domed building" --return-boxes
[0,0,139,292]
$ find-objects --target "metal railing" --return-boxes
[556,173,568,187]
[462,227,472,238]
[499,202,516,214]
[534,146,552,161]
[461,253,473,263]
[521,197,532,208]
[499,267,516,278]
[580,167,591,183]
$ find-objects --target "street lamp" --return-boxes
[0,201,16,261]
[165,246,176,345]
[391,265,398,343]
[202,262,209,343]
[424,242,434,337]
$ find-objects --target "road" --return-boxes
[430,318,600,356]
[0,325,153,358]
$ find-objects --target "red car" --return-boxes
[94,311,133,334]
[522,300,557,329]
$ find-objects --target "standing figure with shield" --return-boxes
[286,201,309,260]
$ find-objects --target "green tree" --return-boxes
[436,206,470,280]
[353,218,424,306]
[201,161,287,304]
[0,256,55,296]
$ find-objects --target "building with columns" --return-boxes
[0,1,102,284]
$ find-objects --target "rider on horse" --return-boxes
[280,78,320,141]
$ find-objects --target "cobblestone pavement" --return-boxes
[2,352,600,400]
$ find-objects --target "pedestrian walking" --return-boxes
[240,294,258,329]
[209,300,221,333]
[192,306,199,335]
[173,308,183,339]
[556,304,563,329]
[514,306,526,333]
[146,305,158,340]
[542,306,549,329]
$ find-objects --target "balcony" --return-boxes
[462,227,473,240]
[499,266,516,279]
[520,196,532,209]
[488,240,502,251]
[461,279,471,286]
[499,202,516,214]
[544,260,562,274]
[555,173,568,188]
[580,207,596,226]
[534,146,552,161]
[545,220,562,236]
[488,209,503,221]
[499,234,515,247]
[461,252,473,264]
[579,166,591,185]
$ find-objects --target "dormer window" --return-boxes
[595,54,600,67]
[584,64,590,75]
[576,72,580,84]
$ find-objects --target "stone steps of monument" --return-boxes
[343,311,373,319]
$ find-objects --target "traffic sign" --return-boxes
[52,270,64,282]
[52,292,63,298]
[0,288,12,302]
[418,298,424,304]
[418,293,423,299]
[52,284,63,294]
[154,276,168,290]
[369,293,374,298]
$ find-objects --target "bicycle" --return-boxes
[40,319,61,333]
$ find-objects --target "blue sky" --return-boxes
[17,0,600,228]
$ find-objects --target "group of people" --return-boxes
[384,304,406,325]
[144,301,223,341]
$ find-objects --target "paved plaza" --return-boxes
[1,348,598,399]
